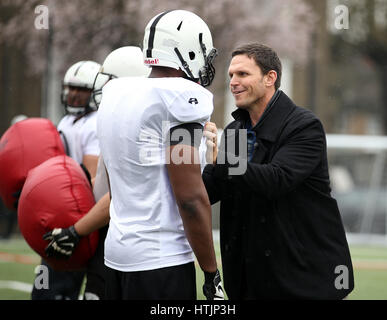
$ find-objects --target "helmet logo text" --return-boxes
[144,58,160,65]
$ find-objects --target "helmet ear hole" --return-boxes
[189,52,195,60]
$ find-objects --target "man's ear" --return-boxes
[264,70,277,87]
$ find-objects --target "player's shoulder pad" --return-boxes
[102,77,138,96]
[100,77,147,109]
[164,78,214,124]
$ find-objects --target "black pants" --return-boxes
[83,226,108,300]
[105,262,196,300]
[0,201,17,239]
[31,259,85,300]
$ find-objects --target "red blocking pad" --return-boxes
[0,118,65,210]
[18,155,99,271]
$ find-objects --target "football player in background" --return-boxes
[43,47,150,300]
[32,60,102,300]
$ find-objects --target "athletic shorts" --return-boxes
[105,262,196,300]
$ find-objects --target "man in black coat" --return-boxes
[203,43,354,299]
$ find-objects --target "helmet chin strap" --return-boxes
[174,47,195,80]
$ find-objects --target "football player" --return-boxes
[43,47,150,300]
[96,10,223,300]
[32,60,102,300]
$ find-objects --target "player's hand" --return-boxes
[203,269,225,300]
[42,226,80,259]
[204,122,218,164]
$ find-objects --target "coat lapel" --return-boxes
[230,91,297,164]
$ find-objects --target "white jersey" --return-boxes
[97,77,214,272]
[57,112,100,164]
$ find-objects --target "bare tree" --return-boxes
[329,0,387,133]
[0,0,316,124]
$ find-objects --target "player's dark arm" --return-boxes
[166,142,217,274]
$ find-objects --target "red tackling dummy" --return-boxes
[0,118,65,210]
[18,155,99,271]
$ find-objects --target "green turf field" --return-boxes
[0,235,386,300]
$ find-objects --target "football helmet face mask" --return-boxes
[92,46,150,108]
[143,10,218,87]
[61,61,102,116]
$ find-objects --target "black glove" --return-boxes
[42,225,80,259]
[203,269,225,300]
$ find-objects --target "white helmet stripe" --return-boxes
[146,10,174,58]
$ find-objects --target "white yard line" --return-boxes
[0,280,32,293]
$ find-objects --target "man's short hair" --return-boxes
[231,43,282,90]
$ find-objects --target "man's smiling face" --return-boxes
[228,54,267,111]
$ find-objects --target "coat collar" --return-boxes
[231,90,296,142]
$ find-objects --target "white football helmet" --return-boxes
[143,10,218,87]
[10,114,28,126]
[92,46,151,108]
[61,60,103,115]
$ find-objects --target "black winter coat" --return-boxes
[203,91,354,299]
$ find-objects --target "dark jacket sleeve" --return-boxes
[202,164,221,205]
[242,117,325,199]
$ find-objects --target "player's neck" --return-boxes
[149,67,185,78]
